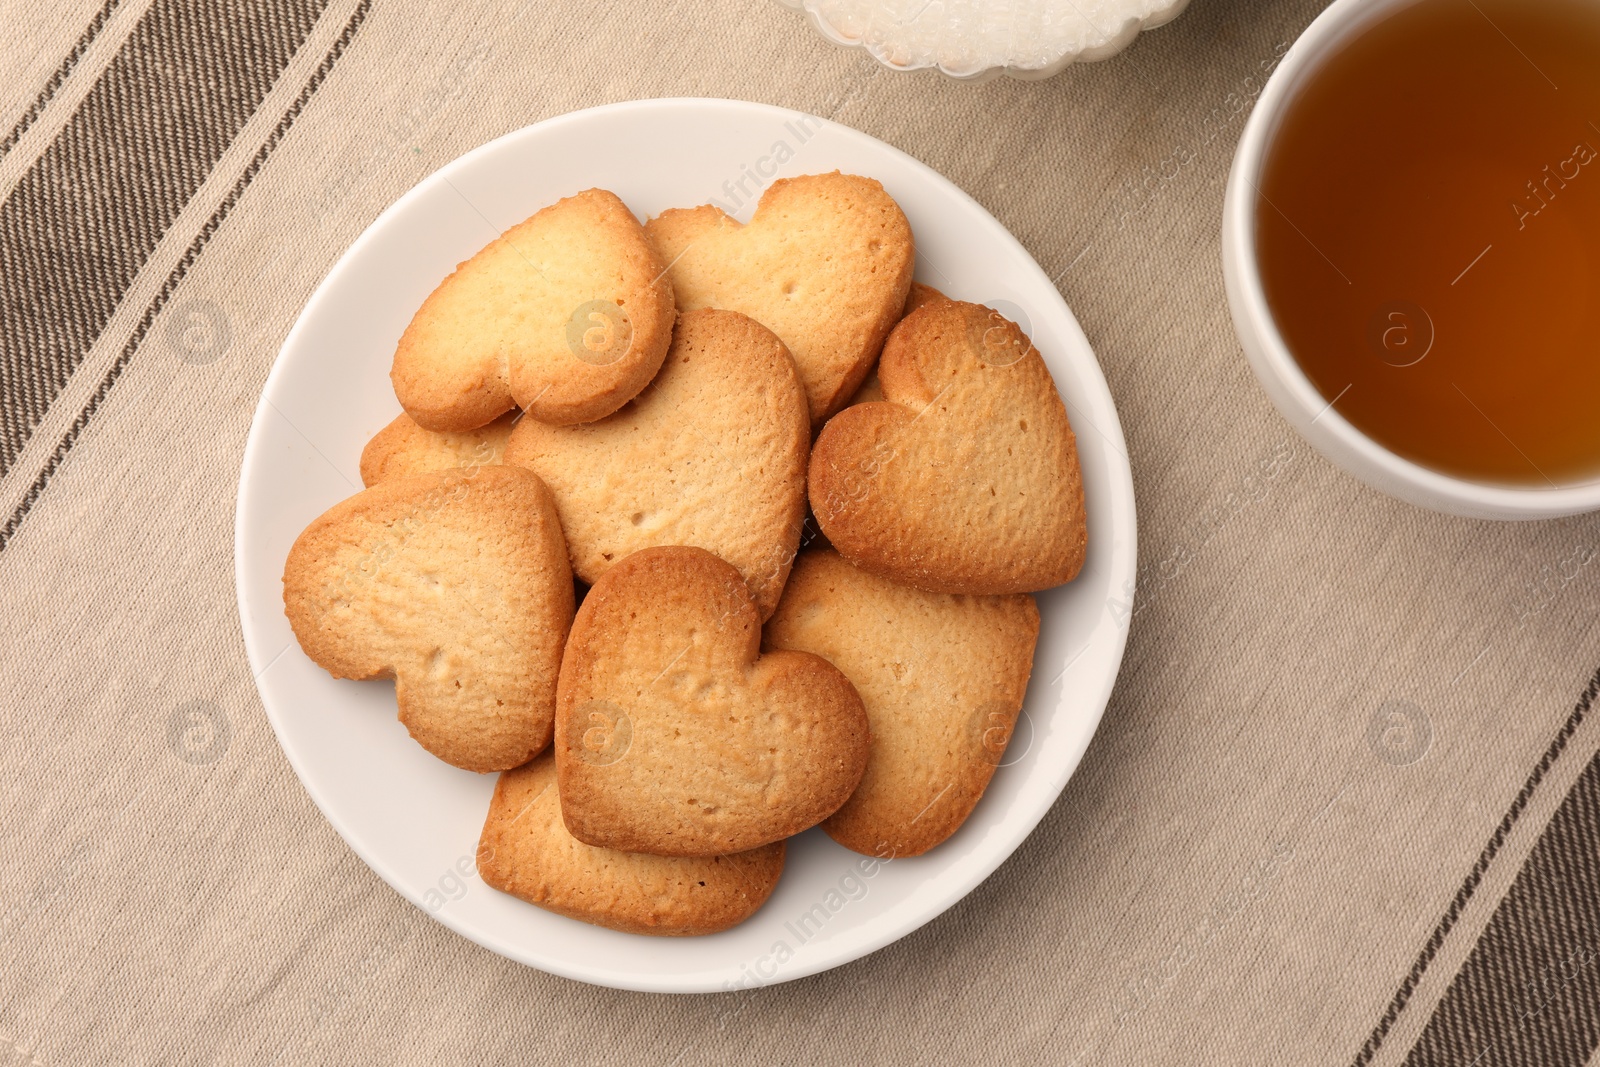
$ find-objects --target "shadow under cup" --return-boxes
[1229,0,1600,517]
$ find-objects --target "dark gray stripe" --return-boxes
[1351,666,1600,1066]
[1404,744,1600,1066]
[0,0,329,479]
[0,0,126,160]
[0,0,373,555]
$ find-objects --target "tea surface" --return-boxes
[1258,0,1600,485]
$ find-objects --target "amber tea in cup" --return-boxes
[1256,0,1600,487]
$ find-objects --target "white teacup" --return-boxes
[1221,0,1600,520]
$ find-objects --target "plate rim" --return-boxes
[234,96,1137,993]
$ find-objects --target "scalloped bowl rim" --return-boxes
[774,0,1192,81]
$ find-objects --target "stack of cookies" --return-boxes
[282,172,1088,937]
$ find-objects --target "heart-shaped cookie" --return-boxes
[503,308,809,619]
[478,752,785,936]
[554,546,869,857]
[645,172,913,427]
[809,299,1087,595]
[844,282,950,407]
[392,188,675,430]
[282,466,573,771]
[358,411,516,487]
[764,549,1040,857]
[903,280,950,318]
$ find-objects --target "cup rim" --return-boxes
[1223,0,1600,519]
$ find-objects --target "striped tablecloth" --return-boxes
[2,0,1598,1063]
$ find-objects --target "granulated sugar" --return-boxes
[791,0,1183,77]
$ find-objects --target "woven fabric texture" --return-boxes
[2,1,1599,1064]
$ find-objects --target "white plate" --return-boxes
[234,98,1136,993]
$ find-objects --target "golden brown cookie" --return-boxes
[764,549,1039,857]
[392,188,674,430]
[809,300,1087,595]
[282,466,573,771]
[359,411,516,487]
[503,308,809,620]
[902,280,949,317]
[478,753,784,936]
[846,283,949,408]
[646,172,913,428]
[555,546,869,857]
[847,373,885,407]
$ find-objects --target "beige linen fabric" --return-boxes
[3,1,1600,1064]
